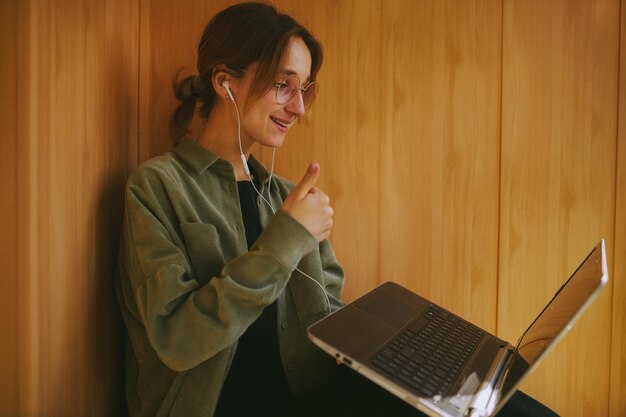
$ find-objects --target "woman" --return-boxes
[115,3,344,417]
[116,3,558,417]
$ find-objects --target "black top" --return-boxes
[214,171,291,416]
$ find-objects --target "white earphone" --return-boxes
[222,79,235,102]
[221,79,250,176]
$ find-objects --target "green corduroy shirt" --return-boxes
[115,138,344,417]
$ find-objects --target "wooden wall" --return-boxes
[0,0,624,416]
[0,0,138,415]
[499,1,618,414]
[611,1,626,415]
[1,0,19,414]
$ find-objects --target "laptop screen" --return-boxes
[494,241,608,414]
[514,242,607,366]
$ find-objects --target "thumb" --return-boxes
[292,162,320,199]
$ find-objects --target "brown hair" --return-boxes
[169,2,323,143]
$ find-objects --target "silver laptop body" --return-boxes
[308,240,608,417]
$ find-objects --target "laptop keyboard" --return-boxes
[370,306,484,398]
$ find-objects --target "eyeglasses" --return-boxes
[274,74,319,108]
[226,66,319,108]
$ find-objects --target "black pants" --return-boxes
[280,366,559,417]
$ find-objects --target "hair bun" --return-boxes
[191,76,203,99]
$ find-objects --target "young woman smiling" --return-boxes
[116,3,559,417]
[116,3,342,417]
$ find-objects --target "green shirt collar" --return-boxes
[174,138,270,184]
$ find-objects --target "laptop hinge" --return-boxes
[465,346,514,417]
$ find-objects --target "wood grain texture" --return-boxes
[500,0,619,415]
[610,1,626,415]
[12,0,139,415]
[380,0,502,332]
[0,0,19,414]
[16,1,47,413]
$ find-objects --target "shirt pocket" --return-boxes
[289,251,328,322]
[180,222,226,286]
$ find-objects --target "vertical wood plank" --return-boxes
[17,0,47,413]
[96,0,140,414]
[610,1,626,415]
[43,2,101,413]
[0,0,19,414]
[14,0,139,415]
[500,1,619,415]
[380,0,502,331]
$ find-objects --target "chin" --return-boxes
[261,134,287,149]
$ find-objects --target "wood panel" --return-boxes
[500,0,619,415]
[16,0,47,412]
[0,0,19,414]
[610,1,626,415]
[13,0,139,415]
[380,0,502,331]
[99,1,140,414]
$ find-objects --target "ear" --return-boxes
[212,65,235,100]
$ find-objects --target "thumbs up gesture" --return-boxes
[281,162,334,243]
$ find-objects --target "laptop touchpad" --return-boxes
[358,294,415,328]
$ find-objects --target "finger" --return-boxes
[291,162,320,200]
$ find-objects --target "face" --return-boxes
[235,36,313,149]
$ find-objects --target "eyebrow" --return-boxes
[279,68,311,83]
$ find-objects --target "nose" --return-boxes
[285,89,306,117]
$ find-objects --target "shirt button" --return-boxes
[281,321,288,329]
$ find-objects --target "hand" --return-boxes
[281,162,334,243]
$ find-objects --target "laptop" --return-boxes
[308,240,608,417]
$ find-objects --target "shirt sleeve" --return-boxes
[271,174,345,315]
[117,171,318,372]
[318,238,345,313]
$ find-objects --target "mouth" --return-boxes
[270,116,291,130]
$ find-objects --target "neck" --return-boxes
[197,104,253,181]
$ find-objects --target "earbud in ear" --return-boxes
[222,80,234,101]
